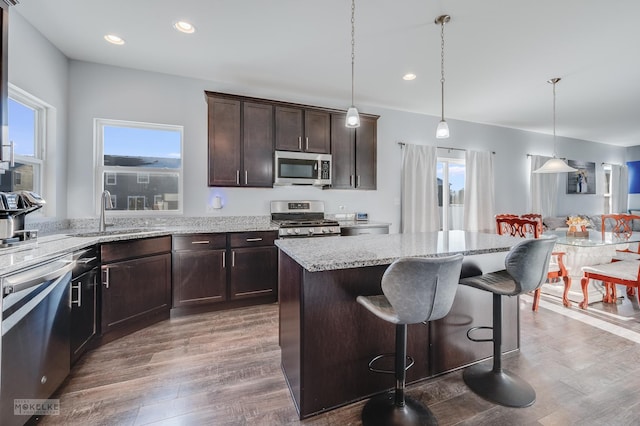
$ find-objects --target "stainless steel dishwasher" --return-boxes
[1,253,75,426]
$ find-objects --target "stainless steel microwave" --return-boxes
[274,151,331,186]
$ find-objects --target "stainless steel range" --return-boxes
[271,200,340,238]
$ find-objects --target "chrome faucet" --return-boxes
[99,190,114,232]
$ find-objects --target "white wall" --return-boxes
[11,13,628,231]
[8,11,69,219]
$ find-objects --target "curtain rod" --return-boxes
[526,153,568,160]
[601,162,623,167]
[398,142,494,154]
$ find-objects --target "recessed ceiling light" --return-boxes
[403,73,417,81]
[104,34,125,45]
[174,21,196,34]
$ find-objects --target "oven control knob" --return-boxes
[287,229,294,235]
[294,228,300,234]
[308,228,315,235]
[322,227,329,234]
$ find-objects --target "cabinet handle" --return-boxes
[305,137,309,151]
[357,175,361,187]
[236,170,240,185]
[191,240,210,245]
[71,281,82,307]
[298,136,302,150]
[350,175,354,186]
[102,267,110,289]
[246,237,263,242]
[245,170,248,184]
[222,251,226,268]
[232,250,236,267]
[77,256,98,264]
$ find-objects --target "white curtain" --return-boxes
[611,164,629,213]
[401,144,439,233]
[463,150,494,232]
[530,155,558,217]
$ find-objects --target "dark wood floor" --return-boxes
[38,290,640,425]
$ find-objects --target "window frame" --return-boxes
[94,118,184,216]
[6,84,47,199]
[437,150,465,232]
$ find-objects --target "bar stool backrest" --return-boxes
[504,237,557,294]
[381,254,463,324]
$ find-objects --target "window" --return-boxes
[2,86,46,195]
[96,119,183,214]
[603,164,612,214]
[437,155,465,231]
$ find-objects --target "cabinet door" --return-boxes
[172,249,227,307]
[208,96,241,186]
[330,113,355,189]
[101,253,171,334]
[243,101,274,187]
[354,116,377,190]
[304,110,331,153]
[275,106,304,151]
[230,246,277,300]
[70,269,98,364]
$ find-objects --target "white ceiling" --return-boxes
[14,0,640,147]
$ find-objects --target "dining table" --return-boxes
[540,229,640,306]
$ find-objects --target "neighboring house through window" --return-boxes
[95,118,183,214]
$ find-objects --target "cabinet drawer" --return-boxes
[101,236,172,263]
[229,231,277,248]
[173,234,227,251]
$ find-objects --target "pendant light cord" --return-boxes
[552,80,557,156]
[440,18,446,121]
[351,0,355,106]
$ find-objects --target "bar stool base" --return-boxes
[463,363,536,408]
[362,392,437,426]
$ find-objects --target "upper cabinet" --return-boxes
[330,114,378,190]
[275,106,330,154]
[206,93,274,187]
[205,91,378,188]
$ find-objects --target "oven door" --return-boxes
[274,151,331,186]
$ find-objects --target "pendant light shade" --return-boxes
[436,120,449,139]
[345,0,360,128]
[346,106,360,128]
[435,15,451,139]
[533,77,578,174]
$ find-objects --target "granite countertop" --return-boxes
[275,230,526,272]
[0,221,279,276]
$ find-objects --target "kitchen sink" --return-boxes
[67,228,162,238]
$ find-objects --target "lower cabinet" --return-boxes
[101,236,172,339]
[172,234,227,307]
[70,268,98,364]
[172,231,278,311]
[229,235,278,300]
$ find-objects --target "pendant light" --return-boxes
[345,0,361,128]
[435,15,450,139]
[533,78,578,173]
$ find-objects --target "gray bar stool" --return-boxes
[356,254,464,425]
[459,237,556,408]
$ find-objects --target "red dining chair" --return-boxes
[495,215,571,310]
[591,214,640,304]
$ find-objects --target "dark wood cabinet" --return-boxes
[275,106,330,154]
[330,113,378,190]
[172,234,227,307]
[229,231,278,300]
[100,236,172,339]
[70,268,98,364]
[207,94,273,187]
[172,231,278,312]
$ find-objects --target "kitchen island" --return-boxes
[276,230,526,419]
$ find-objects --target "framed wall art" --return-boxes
[566,160,595,194]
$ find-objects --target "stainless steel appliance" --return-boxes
[271,200,340,238]
[274,151,331,186]
[0,191,45,247]
[1,253,75,426]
